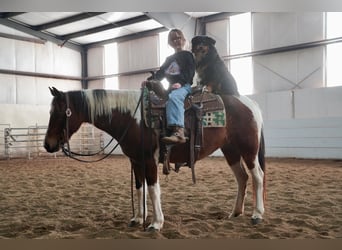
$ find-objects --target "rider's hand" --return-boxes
[171,83,181,89]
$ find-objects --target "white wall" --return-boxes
[252,13,325,93]
[87,46,105,89]
[117,35,159,74]
[253,47,325,93]
[117,35,159,90]
[294,86,342,118]
[206,19,229,56]
[252,13,324,51]
[87,36,159,90]
[248,86,342,159]
[0,34,82,128]
[263,117,342,159]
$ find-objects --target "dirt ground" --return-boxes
[0,155,341,239]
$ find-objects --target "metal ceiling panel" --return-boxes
[121,19,164,33]
[72,19,163,44]
[46,12,143,36]
[11,12,80,26]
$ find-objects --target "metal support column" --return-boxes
[81,49,88,89]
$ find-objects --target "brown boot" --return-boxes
[161,126,186,144]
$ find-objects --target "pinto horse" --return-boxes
[44,86,266,231]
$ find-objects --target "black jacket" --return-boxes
[154,50,195,86]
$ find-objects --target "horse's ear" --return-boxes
[49,87,62,98]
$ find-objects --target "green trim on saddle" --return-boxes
[202,111,226,127]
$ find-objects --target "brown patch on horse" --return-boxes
[221,95,259,169]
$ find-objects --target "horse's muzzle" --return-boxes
[44,140,60,153]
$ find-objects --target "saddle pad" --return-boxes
[184,92,224,112]
[185,92,226,128]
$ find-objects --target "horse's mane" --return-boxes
[76,89,141,124]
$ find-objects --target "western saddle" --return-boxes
[142,80,226,183]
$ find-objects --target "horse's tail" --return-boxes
[258,126,266,202]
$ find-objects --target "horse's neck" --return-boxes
[79,88,141,130]
[92,112,143,160]
[74,89,143,158]
[91,111,140,144]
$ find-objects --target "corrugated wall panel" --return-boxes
[264,117,342,159]
[252,13,325,93]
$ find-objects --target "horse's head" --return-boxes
[44,87,83,153]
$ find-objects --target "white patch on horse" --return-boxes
[148,181,164,230]
[83,89,141,124]
[235,95,265,220]
[235,95,263,141]
[250,161,265,219]
[131,182,147,225]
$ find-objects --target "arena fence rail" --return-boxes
[0,124,103,160]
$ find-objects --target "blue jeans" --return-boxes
[166,84,191,127]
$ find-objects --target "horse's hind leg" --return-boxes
[229,160,249,218]
[245,157,265,224]
[222,147,248,218]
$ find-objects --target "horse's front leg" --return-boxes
[128,160,147,227]
[145,139,164,231]
[147,179,164,231]
[129,179,147,227]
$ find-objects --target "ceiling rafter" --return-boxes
[0,17,82,51]
[84,27,168,49]
[0,12,26,18]
[32,12,106,31]
[200,12,241,23]
[0,13,154,52]
[59,14,151,41]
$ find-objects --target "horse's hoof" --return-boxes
[229,212,242,218]
[128,220,140,228]
[251,217,262,225]
[146,226,159,232]
[231,214,240,218]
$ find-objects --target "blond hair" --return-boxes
[167,29,186,46]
